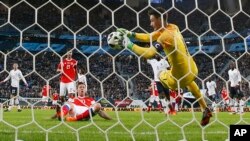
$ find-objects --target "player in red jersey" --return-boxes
[41,84,51,109]
[221,86,230,111]
[51,51,78,119]
[51,89,59,108]
[146,81,162,112]
[57,51,78,103]
[57,82,112,121]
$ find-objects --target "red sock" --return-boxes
[168,104,174,111]
[147,105,152,112]
[157,104,162,110]
[172,103,176,111]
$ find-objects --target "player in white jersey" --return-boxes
[206,78,217,102]
[0,63,28,112]
[239,97,246,114]
[228,62,242,113]
[77,68,87,90]
[147,54,174,114]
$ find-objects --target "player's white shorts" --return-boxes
[69,104,94,118]
[41,96,49,102]
[149,95,160,103]
[170,96,176,103]
[223,99,229,105]
[60,81,76,96]
[52,100,58,105]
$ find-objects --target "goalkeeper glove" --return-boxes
[122,36,134,50]
[117,28,135,38]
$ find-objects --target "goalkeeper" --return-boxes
[117,7,212,126]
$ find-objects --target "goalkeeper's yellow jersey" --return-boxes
[132,24,198,87]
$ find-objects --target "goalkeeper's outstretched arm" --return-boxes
[117,28,160,42]
[130,44,157,59]
[134,32,160,42]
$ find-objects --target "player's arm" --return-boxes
[83,75,87,90]
[98,110,112,120]
[57,62,63,72]
[237,70,242,87]
[19,71,28,86]
[124,39,158,59]
[75,61,78,80]
[117,28,160,42]
[0,74,10,84]
[122,31,168,59]
[163,59,171,70]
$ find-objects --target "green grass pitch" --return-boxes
[0,109,249,141]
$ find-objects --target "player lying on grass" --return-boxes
[57,82,112,121]
[117,7,212,126]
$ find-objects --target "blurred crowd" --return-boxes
[0,50,249,105]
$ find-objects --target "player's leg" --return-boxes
[156,80,174,113]
[72,103,112,121]
[169,95,177,115]
[239,98,244,114]
[41,96,48,109]
[225,99,230,112]
[186,81,212,126]
[74,105,99,121]
[186,81,207,110]
[5,86,18,112]
[147,96,154,112]
[52,100,57,109]
[160,98,168,113]
[66,81,76,102]
[5,95,14,112]
[155,96,162,112]
[229,87,237,114]
[15,96,22,112]
[59,82,67,103]
[58,102,72,120]
[51,82,67,119]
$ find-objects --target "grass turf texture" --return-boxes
[0,109,249,141]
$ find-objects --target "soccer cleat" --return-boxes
[66,117,77,122]
[168,110,177,115]
[201,107,212,126]
[17,109,22,112]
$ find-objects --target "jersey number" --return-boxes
[66,65,71,69]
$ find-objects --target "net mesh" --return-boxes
[0,0,249,141]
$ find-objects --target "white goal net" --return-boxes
[0,0,249,141]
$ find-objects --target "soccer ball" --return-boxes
[107,31,124,50]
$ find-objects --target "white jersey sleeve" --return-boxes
[3,73,11,82]
[19,70,27,85]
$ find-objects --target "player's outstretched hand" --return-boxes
[122,36,134,50]
[117,28,135,38]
